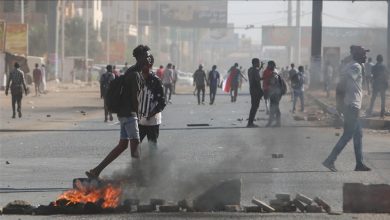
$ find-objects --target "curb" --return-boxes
[307,94,390,130]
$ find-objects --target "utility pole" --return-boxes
[296,0,301,65]
[20,0,24,24]
[85,0,89,82]
[157,1,161,65]
[55,2,60,80]
[311,0,323,85]
[287,0,292,64]
[135,0,139,45]
[387,0,390,67]
[106,1,111,64]
[61,0,65,81]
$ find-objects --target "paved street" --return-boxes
[0,83,390,219]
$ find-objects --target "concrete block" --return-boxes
[275,194,291,202]
[343,183,390,213]
[159,205,180,212]
[244,206,262,213]
[137,204,154,212]
[314,197,331,213]
[224,205,241,212]
[305,204,323,213]
[252,197,275,212]
[293,199,306,213]
[295,193,313,205]
[193,179,241,212]
[270,200,296,212]
[150,199,165,210]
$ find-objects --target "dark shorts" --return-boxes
[139,125,160,143]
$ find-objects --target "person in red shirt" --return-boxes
[156,65,164,79]
[33,63,42,96]
[262,61,275,114]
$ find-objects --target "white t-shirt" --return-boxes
[139,112,161,126]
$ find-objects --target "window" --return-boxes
[3,0,15,12]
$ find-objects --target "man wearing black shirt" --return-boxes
[247,58,264,127]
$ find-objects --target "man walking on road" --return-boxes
[139,64,166,152]
[193,64,207,105]
[162,63,174,103]
[229,63,241,103]
[86,45,152,179]
[288,63,298,101]
[100,65,115,122]
[323,46,371,172]
[172,65,178,94]
[208,65,220,105]
[5,62,28,118]
[366,54,389,118]
[33,63,42,96]
[265,61,284,127]
[291,66,305,113]
[40,64,47,93]
[247,58,263,127]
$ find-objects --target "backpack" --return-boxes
[278,75,287,95]
[291,73,303,89]
[106,75,125,113]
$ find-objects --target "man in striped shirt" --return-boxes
[139,63,166,151]
[5,62,28,118]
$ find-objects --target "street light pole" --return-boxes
[106,1,111,64]
[85,0,89,82]
[296,0,301,65]
[20,0,24,24]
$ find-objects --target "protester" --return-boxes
[247,58,264,127]
[265,61,283,127]
[364,57,374,95]
[291,66,305,113]
[86,45,152,179]
[172,65,178,94]
[122,62,129,74]
[138,64,166,152]
[324,61,333,98]
[5,62,28,118]
[208,65,220,105]
[193,64,207,105]
[100,65,115,122]
[366,54,389,118]
[40,64,47,92]
[33,63,42,96]
[229,63,241,102]
[156,65,164,79]
[113,65,120,78]
[162,63,174,103]
[323,46,371,172]
[262,62,275,114]
[288,63,298,101]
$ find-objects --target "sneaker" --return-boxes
[354,164,371,171]
[322,160,337,172]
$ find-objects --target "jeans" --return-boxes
[248,93,261,125]
[367,88,386,117]
[292,89,304,112]
[196,85,205,104]
[325,106,363,166]
[209,85,217,104]
[164,83,173,101]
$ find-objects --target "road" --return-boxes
[0,83,389,219]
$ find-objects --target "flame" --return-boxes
[56,184,121,209]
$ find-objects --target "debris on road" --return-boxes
[244,205,262,213]
[295,193,313,205]
[272,154,284,158]
[137,204,154,212]
[187,123,210,127]
[5,161,10,164]
[314,197,331,213]
[46,114,51,117]
[224,205,241,212]
[293,115,305,121]
[2,200,35,215]
[305,204,323,213]
[252,197,275,212]
[159,205,180,212]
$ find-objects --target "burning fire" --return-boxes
[56,183,122,209]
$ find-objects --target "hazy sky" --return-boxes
[228,0,388,44]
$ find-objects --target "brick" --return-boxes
[159,205,180,212]
[150,199,165,210]
[244,206,262,213]
[137,204,154,212]
[295,193,313,205]
[343,183,390,213]
[293,199,306,213]
[252,197,275,212]
[305,204,323,213]
[275,194,291,202]
[314,197,331,213]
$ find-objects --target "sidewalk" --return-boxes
[308,89,390,130]
[0,80,103,131]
